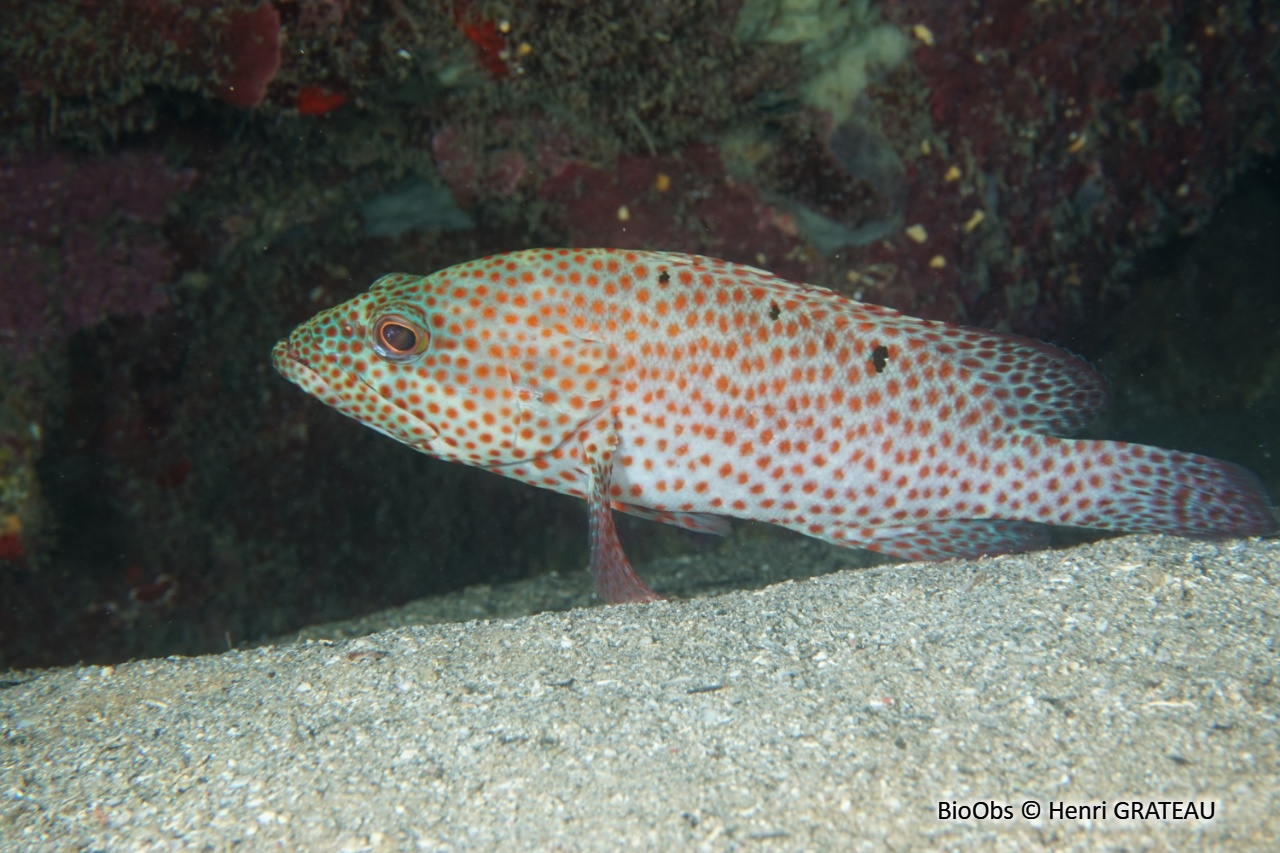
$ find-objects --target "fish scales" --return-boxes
[274,248,1278,603]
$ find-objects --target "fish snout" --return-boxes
[271,334,305,377]
[272,321,326,380]
[271,337,292,369]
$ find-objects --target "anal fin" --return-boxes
[610,503,732,536]
[843,519,1052,562]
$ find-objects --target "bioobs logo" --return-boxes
[937,799,1217,822]
[937,801,1014,820]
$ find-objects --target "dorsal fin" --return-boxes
[925,323,1108,435]
[804,295,1107,436]
[643,252,1108,435]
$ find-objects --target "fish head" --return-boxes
[273,270,613,469]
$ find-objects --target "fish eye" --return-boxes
[372,314,429,360]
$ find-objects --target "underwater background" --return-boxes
[1,0,1277,669]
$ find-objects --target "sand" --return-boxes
[2,533,1277,850]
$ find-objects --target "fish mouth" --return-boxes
[271,337,299,373]
[272,337,319,387]
[271,334,441,445]
[272,334,344,404]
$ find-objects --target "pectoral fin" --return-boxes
[582,416,663,604]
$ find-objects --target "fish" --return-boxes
[273,249,1277,603]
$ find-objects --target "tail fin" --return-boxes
[1063,441,1278,538]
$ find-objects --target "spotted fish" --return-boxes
[273,249,1277,602]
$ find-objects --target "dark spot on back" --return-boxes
[871,344,889,373]
[658,270,670,284]
[768,301,780,321]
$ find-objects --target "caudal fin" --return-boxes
[1066,441,1278,539]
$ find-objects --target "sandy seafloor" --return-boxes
[2,533,1278,851]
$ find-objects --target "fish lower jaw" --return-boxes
[272,344,330,400]
[271,339,302,374]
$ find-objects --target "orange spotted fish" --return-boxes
[273,249,1277,602]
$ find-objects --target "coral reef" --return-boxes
[3,0,282,141]
[855,0,1280,334]
[538,142,820,283]
[0,377,42,570]
[0,0,1276,668]
[0,145,194,603]
[0,148,196,358]
[736,0,912,123]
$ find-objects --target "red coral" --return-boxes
[450,2,509,79]
[13,0,283,122]
[297,85,348,115]
[213,2,283,107]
